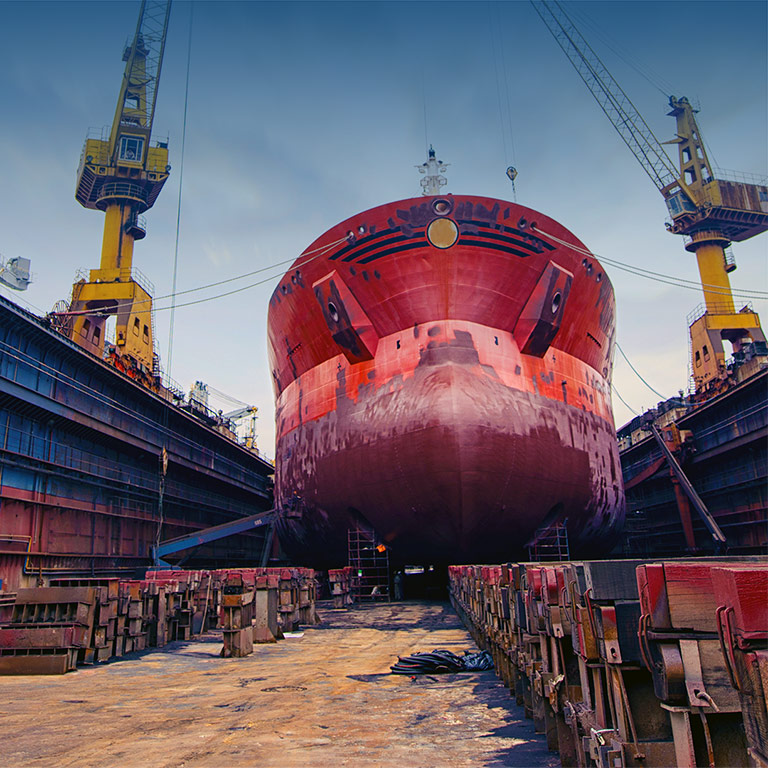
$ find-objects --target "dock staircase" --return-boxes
[347,526,390,602]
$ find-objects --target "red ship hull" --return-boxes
[268,195,624,567]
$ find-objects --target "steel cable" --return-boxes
[167,1,195,377]
[50,235,350,319]
[533,225,768,300]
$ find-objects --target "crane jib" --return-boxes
[531,0,679,193]
[109,0,172,161]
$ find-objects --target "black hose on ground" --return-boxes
[390,649,493,675]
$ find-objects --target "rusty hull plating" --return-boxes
[268,195,625,567]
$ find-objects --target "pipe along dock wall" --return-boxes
[448,559,767,768]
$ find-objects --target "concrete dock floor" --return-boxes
[1,601,560,767]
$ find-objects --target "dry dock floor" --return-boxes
[1,601,559,767]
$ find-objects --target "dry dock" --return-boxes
[1,601,558,768]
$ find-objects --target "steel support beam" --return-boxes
[152,509,275,564]
[649,425,727,548]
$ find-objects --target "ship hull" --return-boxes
[277,335,621,566]
[269,195,625,567]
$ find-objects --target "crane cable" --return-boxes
[532,225,768,300]
[497,9,517,169]
[204,384,249,408]
[489,7,508,168]
[564,3,675,98]
[615,342,667,400]
[420,67,429,156]
[50,235,349,319]
[489,2,517,197]
[611,383,639,416]
[167,1,194,378]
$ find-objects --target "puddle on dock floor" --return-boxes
[1,601,559,767]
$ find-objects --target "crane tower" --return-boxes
[533,0,768,395]
[66,0,172,388]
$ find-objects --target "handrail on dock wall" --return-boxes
[0,535,33,577]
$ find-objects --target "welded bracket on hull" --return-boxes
[513,260,573,357]
[313,270,378,364]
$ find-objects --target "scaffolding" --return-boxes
[527,521,570,562]
[347,527,390,602]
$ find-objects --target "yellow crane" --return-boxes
[65,0,172,388]
[533,0,768,395]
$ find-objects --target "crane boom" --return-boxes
[222,406,258,421]
[531,0,680,193]
[108,0,172,161]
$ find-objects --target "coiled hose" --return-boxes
[390,649,494,675]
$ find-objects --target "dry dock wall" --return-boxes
[449,558,768,767]
[0,295,274,593]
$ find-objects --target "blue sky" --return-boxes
[0,0,766,456]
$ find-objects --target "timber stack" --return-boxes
[449,557,768,767]
[0,567,318,673]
